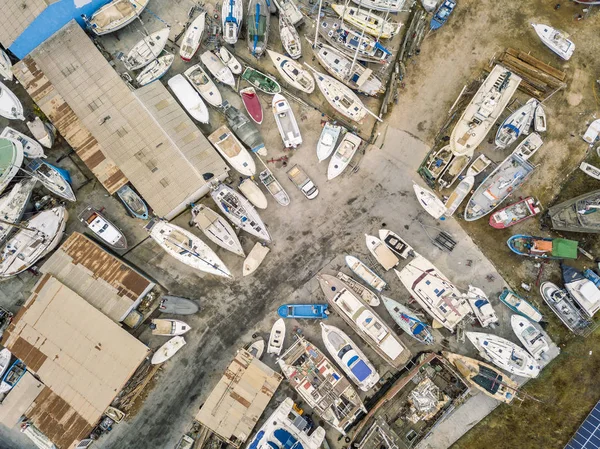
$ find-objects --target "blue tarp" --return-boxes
[350,359,372,382]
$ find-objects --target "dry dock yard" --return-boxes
[1,0,600,449]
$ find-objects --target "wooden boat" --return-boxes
[145,219,233,278]
[180,13,206,61]
[310,67,368,122]
[316,123,342,162]
[1,127,45,158]
[242,67,281,94]
[378,229,414,259]
[494,98,537,148]
[239,178,268,209]
[331,4,400,39]
[0,50,12,81]
[562,264,600,317]
[267,50,314,93]
[511,315,550,361]
[259,168,290,206]
[548,189,600,234]
[273,0,303,25]
[489,197,540,229]
[534,103,547,132]
[168,74,209,123]
[88,0,149,35]
[222,0,244,44]
[150,319,191,336]
[240,87,263,124]
[0,359,26,394]
[218,47,242,75]
[532,23,575,60]
[466,285,499,328]
[159,296,200,315]
[124,27,170,70]
[0,178,37,244]
[540,282,591,333]
[498,288,542,322]
[0,81,24,120]
[351,0,405,11]
[466,154,492,177]
[116,184,149,219]
[105,406,126,423]
[223,104,266,155]
[247,0,270,57]
[514,132,543,160]
[336,272,380,306]
[278,304,329,319]
[208,125,256,176]
[444,176,474,217]
[246,339,265,359]
[267,318,285,355]
[191,203,245,256]
[151,336,186,364]
[382,296,434,345]
[425,145,453,180]
[438,154,471,189]
[430,0,456,30]
[319,21,392,63]
[365,234,399,271]
[201,51,235,87]
[345,255,386,292]
[0,348,11,379]
[279,16,302,60]
[136,54,174,86]
[184,64,223,107]
[320,323,380,391]
[507,235,578,260]
[26,159,76,202]
[580,162,600,181]
[327,132,361,179]
[26,117,55,148]
[0,137,23,194]
[413,182,446,219]
[243,242,270,275]
[467,332,540,378]
[78,206,128,250]
[272,94,302,148]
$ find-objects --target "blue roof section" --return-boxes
[565,400,600,449]
[350,359,372,382]
[9,0,112,59]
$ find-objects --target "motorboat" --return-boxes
[316,122,342,162]
[548,189,600,234]
[580,162,600,181]
[507,235,578,260]
[514,132,543,160]
[466,153,492,177]
[430,0,456,30]
[239,178,268,209]
[151,336,186,364]
[267,50,314,93]
[424,146,452,180]
[184,64,223,107]
[1,127,45,158]
[168,74,209,123]
[0,178,37,244]
[247,0,270,57]
[246,339,265,359]
[0,137,23,194]
[382,296,434,345]
[272,94,302,148]
[562,264,600,317]
[87,0,150,35]
[116,184,149,219]
[25,158,76,202]
[208,125,256,176]
[489,197,541,229]
[201,51,235,87]
[150,319,191,336]
[494,98,537,149]
[345,255,386,292]
[365,234,398,271]
[222,0,243,44]
[0,359,26,394]
[272,0,303,25]
[413,182,446,219]
[319,21,392,63]
[498,288,542,322]
[335,272,380,306]
[279,16,302,60]
[159,296,200,315]
[378,229,414,259]
[466,285,498,328]
[438,154,471,189]
[217,47,242,74]
[78,206,128,250]
[444,176,474,217]
[0,81,24,120]
[259,168,290,206]
[331,4,400,39]
[242,67,282,94]
[191,203,245,256]
[310,67,369,122]
[532,23,575,60]
[180,13,206,61]
[540,282,591,334]
[278,304,329,319]
[244,243,270,276]
[136,54,174,86]
[267,318,285,355]
[26,117,55,148]
[511,315,550,361]
[240,87,263,124]
[0,50,12,81]
[534,103,547,132]
[124,27,170,70]
[327,132,361,179]
[223,103,266,155]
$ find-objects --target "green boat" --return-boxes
[241,67,281,94]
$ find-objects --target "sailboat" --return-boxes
[0,137,24,194]
[191,203,245,256]
[201,51,235,87]
[78,206,128,250]
[331,4,400,39]
[532,23,575,60]
[267,50,314,93]
[382,296,435,345]
[247,0,270,57]
[168,75,209,124]
[0,81,24,120]
[327,132,361,180]
[511,315,550,361]
[279,16,302,59]
[494,98,537,149]
[136,54,174,86]
[25,159,76,202]
[222,0,244,44]
[87,0,150,35]
[208,125,256,176]
[309,66,368,122]
[319,21,392,63]
[0,178,37,244]
[272,94,302,148]
[350,0,405,12]
[180,12,206,61]
[124,27,170,70]
[1,127,45,158]
[259,168,290,206]
[184,64,223,107]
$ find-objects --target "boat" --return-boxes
[507,235,578,260]
[413,182,447,219]
[105,406,126,423]
[159,296,200,315]
[168,74,209,124]
[444,176,474,217]
[145,219,233,278]
[336,272,380,306]
[151,336,186,364]
[580,162,600,180]
[267,50,314,93]
[540,282,591,333]
[425,146,453,180]
[267,318,285,355]
[246,339,265,359]
[382,296,435,345]
[0,137,23,194]
[489,197,541,229]
[259,168,290,206]
[320,323,380,391]
[498,288,542,322]
[243,242,270,275]
[1,127,45,158]
[548,189,600,234]
[25,159,76,202]
[327,132,361,180]
[191,203,244,256]
[331,4,400,39]
[395,255,471,331]
[0,81,24,120]
[494,98,537,149]
[247,397,326,449]
[562,264,600,317]
[239,178,268,209]
[378,229,414,259]
[511,315,550,361]
[222,0,244,44]
[345,255,386,292]
[318,274,411,368]
[0,359,26,394]
[201,51,235,87]
[316,123,342,162]
[450,65,521,157]
[136,54,174,86]
[272,94,302,148]
[241,67,281,94]
[87,0,150,35]
[584,269,600,289]
[240,87,263,124]
[180,13,206,61]
[210,183,271,241]
[26,117,55,148]
[467,332,540,378]
[247,0,270,57]
[0,50,12,81]
[222,104,266,155]
[430,0,456,30]
[208,125,256,176]
[351,0,405,11]
[150,319,191,336]
[124,27,170,70]
[278,337,366,434]
[464,152,535,221]
[443,352,518,403]
[116,184,148,220]
[273,0,303,25]
[279,16,302,60]
[0,348,11,379]
[365,234,398,271]
[584,119,600,144]
[466,154,492,177]
[78,206,128,250]
[184,64,223,107]
[0,206,67,278]
[319,21,392,63]
[310,67,369,122]
[0,178,37,244]
[532,23,575,60]
[421,0,438,11]
[438,154,471,189]
[466,285,499,328]
[514,132,543,160]
[218,47,242,75]
[534,104,547,132]
[278,304,329,319]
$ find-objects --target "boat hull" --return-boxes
[151,336,186,364]
[240,87,263,124]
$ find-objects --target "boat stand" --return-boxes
[417,221,457,252]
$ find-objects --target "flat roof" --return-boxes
[0,0,47,49]
[0,371,44,428]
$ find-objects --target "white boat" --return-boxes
[267,318,285,355]
[124,27,170,70]
[239,178,268,209]
[378,229,414,259]
[191,203,245,256]
[583,119,600,144]
[365,234,398,271]
[395,255,471,331]
[272,94,302,148]
[78,206,128,250]
[0,81,24,120]
[494,98,537,149]
[208,125,256,176]
[499,288,543,322]
[466,285,498,328]
[331,4,400,39]
[136,54,174,86]
[381,296,435,345]
[243,242,270,276]
[319,21,392,63]
[466,332,541,378]
[0,348,10,378]
[540,282,591,333]
[145,219,233,278]
[279,16,302,59]
[345,255,386,292]
[26,159,76,202]
[327,132,361,180]
[310,67,368,122]
[222,0,244,45]
[218,47,242,75]
[168,75,209,124]
[1,127,45,158]
[267,50,314,93]
[151,336,186,364]
[151,318,191,336]
[320,323,380,391]
[438,154,471,189]
[444,176,474,217]
[246,339,265,359]
[511,315,550,361]
[0,178,37,244]
[534,103,547,132]
[259,168,290,206]
[336,272,380,306]
[0,137,24,194]
[26,117,55,148]
[0,50,12,81]
[88,0,150,35]
[562,264,600,317]
[580,162,600,181]
[272,0,303,25]
[532,23,575,60]
[450,65,521,157]
[465,153,492,177]
[352,0,406,12]
[514,132,543,160]
[0,206,67,278]
[421,0,438,12]
[184,64,223,107]
[180,13,206,61]
[413,182,446,219]
[200,51,235,87]
[316,123,342,162]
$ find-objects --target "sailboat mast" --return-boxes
[314,0,324,46]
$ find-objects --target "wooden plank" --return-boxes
[501,54,564,89]
[515,50,567,81]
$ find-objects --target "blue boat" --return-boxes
[584,269,600,288]
[26,158,76,202]
[0,359,26,394]
[507,235,578,260]
[430,0,456,30]
[277,304,329,319]
[117,184,149,220]
[498,288,542,322]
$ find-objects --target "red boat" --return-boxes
[240,87,263,124]
[489,197,541,229]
